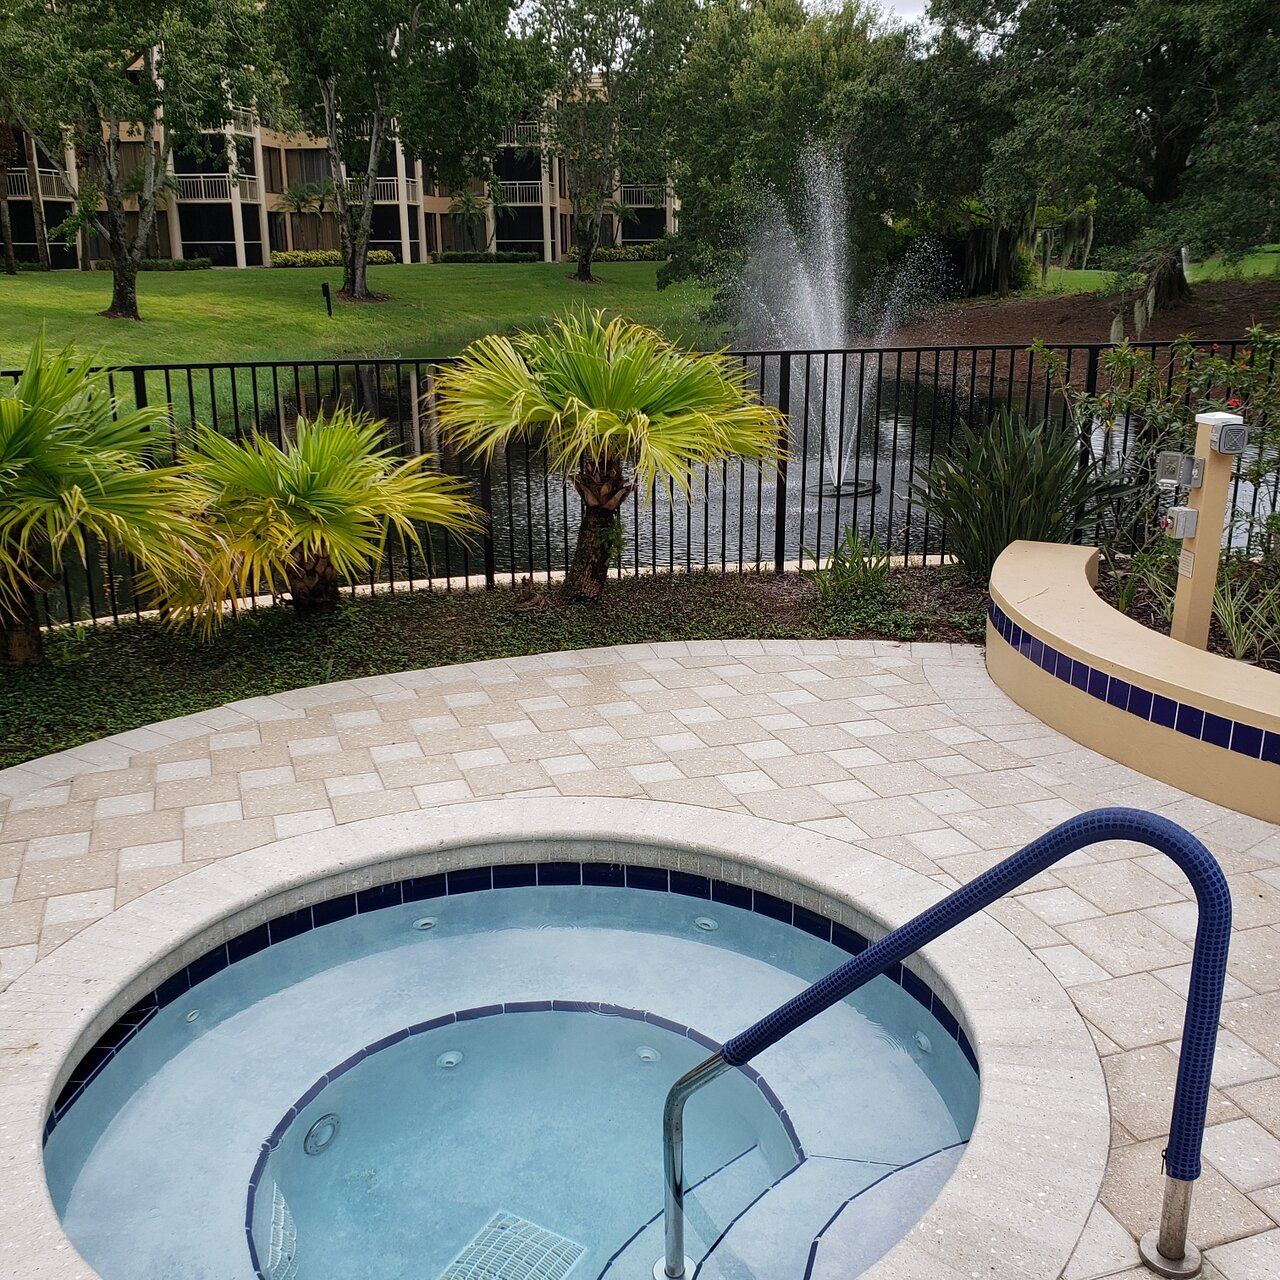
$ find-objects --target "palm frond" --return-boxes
[177,407,481,632]
[0,337,203,618]
[436,309,786,501]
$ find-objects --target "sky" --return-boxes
[876,0,931,21]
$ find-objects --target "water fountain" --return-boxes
[736,148,950,497]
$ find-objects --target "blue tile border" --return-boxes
[989,600,1278,765]
[243,1000,805,1280]
[45,864,978,1142]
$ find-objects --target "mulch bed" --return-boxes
[891,280,1280,349]
[1094,563,1279,674]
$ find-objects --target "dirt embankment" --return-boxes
[891,279,1280,348]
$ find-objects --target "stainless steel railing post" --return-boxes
[1139,1175,1202,1278]
[657,1053,730,1280]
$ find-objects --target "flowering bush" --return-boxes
[1034,325,1280,562]
[271,249,396,268]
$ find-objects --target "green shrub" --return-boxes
[592,241,671,263]
[1007,247,1036,292]
[91,257,213,271]
[436,250,540,264]
[142,257,212,271]
[581,239,670,261]
[911,408,1136,581]
[270,249,397,268]
[802,526,891,604]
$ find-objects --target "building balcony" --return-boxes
[499,123,542,146]
[173,173,260,202]
[620,184,665,208]
[499,180,544,205]
[6,169,74,200]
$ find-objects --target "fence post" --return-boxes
[131,366,148,411]
[479,458,496,590]
[774,353,790,575]
[1084,345,1100,398]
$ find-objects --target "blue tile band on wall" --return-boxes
[989,600,1280,765]
[242,1001,805,1280]
[45,863,978,1141]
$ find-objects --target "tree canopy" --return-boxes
[2,0,283,319]
[271,0,536,300]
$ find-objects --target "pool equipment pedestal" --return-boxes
[1138,1176,1201,1279]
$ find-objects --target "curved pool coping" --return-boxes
[0,797,1109,1280]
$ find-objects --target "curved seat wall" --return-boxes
[987,541,1280,823]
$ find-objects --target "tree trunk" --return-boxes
[0,163,14,275]
[566,457,631,599]
[575,216,598,283]
[286,546,341,613]
[1147,252,1191,312]
[2,583,43,665]
[103,251,141,320]
[25,134,50,271]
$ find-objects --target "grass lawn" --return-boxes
[1,569,987,767]
[1034,247,1280,298]
[0,261,719,368]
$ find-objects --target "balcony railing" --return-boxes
[499,122,542,146]
[174,173,260,202]
[620,184,665,208]
[5,169,73,200]
[228,108,256,134]
[337,177,418,203]
[499,180,543,204]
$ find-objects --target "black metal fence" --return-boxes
[6,339,1277,629]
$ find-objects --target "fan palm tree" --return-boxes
[436,310,786,599]
[278,181,320,250]
[180,408,481,623]
[447,188,490,251]
[0,337,205,663]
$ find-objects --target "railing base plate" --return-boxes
[1139,1230,1202,1278]
[654,1256,694,1279]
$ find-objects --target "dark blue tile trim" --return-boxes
[989,599,1276,765]
[242,1001,808,1280]
[46,864,975,1140]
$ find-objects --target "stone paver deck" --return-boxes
[2,639,1279,1279]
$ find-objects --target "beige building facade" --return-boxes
[3,114,678,269]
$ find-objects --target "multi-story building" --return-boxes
[2,115,679,269]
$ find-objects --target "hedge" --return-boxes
[270,249,397,268]
[91,257,213,271]
[436,250,540,264]
[591,242,671,263]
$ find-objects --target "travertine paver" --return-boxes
[2,637,1279,1279]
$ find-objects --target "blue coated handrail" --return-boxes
[658,808,1231,1280]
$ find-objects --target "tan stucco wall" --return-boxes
[987,542,1280,823]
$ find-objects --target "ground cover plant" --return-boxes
[0,263,717,368]
[0,566,988,767]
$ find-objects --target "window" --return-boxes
[285,148,332,186]
[264,148,284,194]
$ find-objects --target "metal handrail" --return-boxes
[659,808,1231,1280]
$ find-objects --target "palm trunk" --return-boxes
[25,134,50,271]
[287,545,341,613]
[2,583,44,665]
[566,457,630,599]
